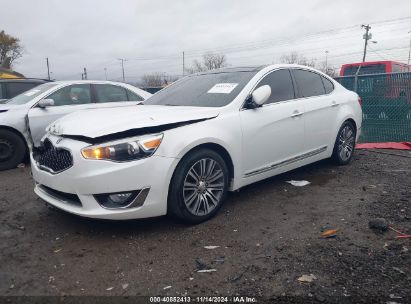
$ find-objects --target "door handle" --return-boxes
[331,101,339,107]
[291,110,304,118]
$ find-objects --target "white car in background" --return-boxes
[0,81,151,170]
[31,65,362,224]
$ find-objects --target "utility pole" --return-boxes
[104,67,108,80]
[407,30,411,66]
[362,24,372,62]
[182,51,185,76]
[117,58,126,82]
[325,50,329,72]
[83,67,88,80]
[46,57,51,80]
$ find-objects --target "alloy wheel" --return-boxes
[183,158,225,216]
[338,125,355,162]
[0,139,13,161]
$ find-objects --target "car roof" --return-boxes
[0,78,51,83]
[51,80,135,86]
[193,64,320,76]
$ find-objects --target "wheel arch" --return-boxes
[345,118,357,131]
[170,141,235,189]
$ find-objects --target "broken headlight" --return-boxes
[81,134,163,161]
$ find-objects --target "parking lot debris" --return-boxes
[195,258,208,271]
[106,287,114,291]
[204,246,220,250]
[368,218,389,232]
[17,163,25,168]
[320,229,338,238]
[297,274,317,283]
[163,286,172,290]
[392,267,405,275]
[122,283,129,289]
[389,227,411,239]
[197,269,217,273]
[286,180,311,187]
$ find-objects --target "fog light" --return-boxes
[94,191,139,209]
[108,193,133,204]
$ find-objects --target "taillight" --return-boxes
[358,97,362,106]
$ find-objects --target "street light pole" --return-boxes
[104,67,108,80]
[408,31,411,65]
[46,57,50,80]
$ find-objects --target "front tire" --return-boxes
[0,129,27,171]
[331,121,356,165]
[168,148,229,224]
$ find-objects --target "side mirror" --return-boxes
[252,85,271,106]
[38,99,55,108]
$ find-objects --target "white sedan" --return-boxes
[0,81,151,170]
[31,64,362,223]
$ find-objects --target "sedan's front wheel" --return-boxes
[0,129,27,171]
[168,148,229,224]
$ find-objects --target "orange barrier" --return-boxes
[356,142,411,150]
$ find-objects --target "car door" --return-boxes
[28,84,94,146]
[240,69,305,178]
[92,84,143,109]
[291,69,336,153]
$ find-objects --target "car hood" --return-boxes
[49,105,220,140]
[0,103,29,111]
[0,103,17,111]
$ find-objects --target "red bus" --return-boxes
[340,61,411,76]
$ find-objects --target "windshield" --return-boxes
[6,83,58,105]
[144,71,258,107]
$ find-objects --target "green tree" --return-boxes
[0,30,24,69]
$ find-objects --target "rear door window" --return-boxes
[321,76,334,94]
[126,89,143,101]
[94,84,129,103]
[293,69,326,98]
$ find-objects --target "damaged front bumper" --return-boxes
[31,134,177,220]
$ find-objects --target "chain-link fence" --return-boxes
[335,72,411,143]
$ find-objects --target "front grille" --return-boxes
[34,139,73,173]
[39,185,82,207]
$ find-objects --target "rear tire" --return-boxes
[0,129,27,171]
[331,121,356,165]
[168,148,229,224]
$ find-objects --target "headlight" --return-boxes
[81,133,163,161]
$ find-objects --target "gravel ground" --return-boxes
[0,150,410,303]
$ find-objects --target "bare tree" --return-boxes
[186,52,227,74]
[280,52,338,77]
[280,52,316,68]
[317,61,338,77]
[141,73,179,87]
[141,73,164,87]
[0,30,24,69]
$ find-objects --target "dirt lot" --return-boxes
[0,150,410,303]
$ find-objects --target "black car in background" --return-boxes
[0,79,52,103]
